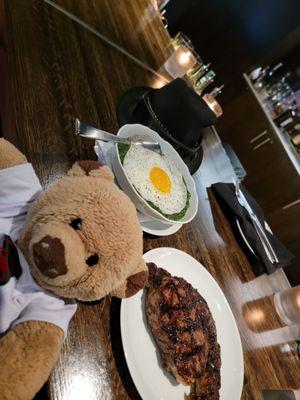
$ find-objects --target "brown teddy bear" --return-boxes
[0,138,148,400]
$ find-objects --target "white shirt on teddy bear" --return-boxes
[0,163,77,337]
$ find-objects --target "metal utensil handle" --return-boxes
[238,194,278,263]
[75,119,130,145]
[234,179,278,264]
[251,219,275,263]
[250,213,279,263]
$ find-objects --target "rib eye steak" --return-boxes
[145,262,221,397]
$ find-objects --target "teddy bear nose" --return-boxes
[32,235,68,279]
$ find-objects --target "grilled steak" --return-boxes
[145,262,221,397]
[190,312,221,400]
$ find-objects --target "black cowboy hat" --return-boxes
[117,78,217,174]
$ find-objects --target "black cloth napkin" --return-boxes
[212,182,295,274]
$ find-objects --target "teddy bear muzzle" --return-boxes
[32,236,67,279]
[29,222,88,285]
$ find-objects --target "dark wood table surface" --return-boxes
[2,1,300,399]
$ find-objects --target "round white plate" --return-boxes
[111,124,198,225]
[121,248,244,400]
[140,218,182,236]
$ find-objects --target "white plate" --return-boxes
[121,248,244,400]
[111,124,198,225]
[139,216,182,236]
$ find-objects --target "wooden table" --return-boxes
[2,1,300,399]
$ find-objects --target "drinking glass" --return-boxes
[164,44,197,78]
[171,32,194,50]
[274,286,300,325]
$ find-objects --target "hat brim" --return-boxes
[182,146,203,175]
[117,86,203,174]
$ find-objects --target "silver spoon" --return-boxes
[75,119,162,155]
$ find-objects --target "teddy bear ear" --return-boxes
[67,161,114,182]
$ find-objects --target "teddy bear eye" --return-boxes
[69,218,82,230]
[86,253,99,267]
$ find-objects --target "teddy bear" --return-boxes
[0,138,148,400]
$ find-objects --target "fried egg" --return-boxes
[123,145,188,216]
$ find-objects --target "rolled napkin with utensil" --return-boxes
[211,182,295,274]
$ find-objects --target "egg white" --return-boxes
[123,145,188,215]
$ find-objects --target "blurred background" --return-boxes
[163,0,300,285]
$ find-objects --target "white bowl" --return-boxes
[111,124,198,224]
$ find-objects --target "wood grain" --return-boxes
[2,1,300,399]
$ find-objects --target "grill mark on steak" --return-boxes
[145,262,221,398]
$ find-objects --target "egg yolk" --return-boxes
[149,167,171,194]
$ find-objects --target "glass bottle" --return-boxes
[187,62,210,79]
[209,85,224,98]
[195,70,215,95]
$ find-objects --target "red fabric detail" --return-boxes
[0,244,9,284]
[0,235,22,285]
